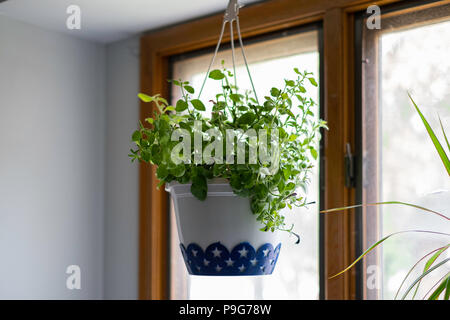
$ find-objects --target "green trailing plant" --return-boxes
[130,63,326,235]
[321,94,450,300]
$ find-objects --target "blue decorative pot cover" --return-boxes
[180,241,282,276]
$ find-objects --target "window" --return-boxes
[140,0,450,300]
[169,28,321,299]
[359,3,450,299]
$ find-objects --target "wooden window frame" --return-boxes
[355,0,450,299]
[138,0,407,300]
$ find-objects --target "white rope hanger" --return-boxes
[197,0,260,104]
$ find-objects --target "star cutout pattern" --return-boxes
[180,242,282,276]
[238,247,248,258]
[212,247,222,258]
[225,257,234,267]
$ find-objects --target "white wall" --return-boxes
[103,37,140,299]
[0,16,105,299]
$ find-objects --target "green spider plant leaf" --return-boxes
[320,201,449,221]
[408,93,450,176]
[428,275,450,300]
[401,258,450,300]
[445,276,450,300]
[439,115,450,154]
[411,244,450,299]
[394,244,449,300]
[328,230,450,279]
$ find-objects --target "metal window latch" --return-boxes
[345,143,356,188]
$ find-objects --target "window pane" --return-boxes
[169,30,320,300]
[379,18,450,299]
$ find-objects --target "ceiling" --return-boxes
[0,0,264,43]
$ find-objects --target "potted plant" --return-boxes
[321,95,449,299]
[130,64,326,275]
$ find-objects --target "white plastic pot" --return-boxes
[166,178,281,276]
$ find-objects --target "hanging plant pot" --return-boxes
[166,178,281,276]
[130,0,324,279]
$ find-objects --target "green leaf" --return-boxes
[412,244,449,299]
[288,134,298,142]
[428,275,449,300]
[213,101,226,111]
[329,231,450,280]
[209,69,225,80]
[191,99,206,111]
[158,96,169,105]
[179,122,191,130]
[145,117,154,124]
[439,115,450,154]
[425,246,448,272]
[320,201,449,221]
[230,174,242,190]
[141,150,151,162]
[169,79,181,86]
[445,276,450,300]
[132,130,141,142]
[270,87,280,97]
[308,78,318,87]
[294,68,301,75]
[184,85,195,94]
[263,101,274,112]
[255,184,269,199]
[175,99,188,112]
[409,93,450,176]
[138,93,153,102]
[285,80,295,87]
[285,182,296,191]
[402,259,449,300]
[171,165,186,178]
[191,175,207,200]
[164,106,175,112]
[156,166,168,179]
[230,94,242,103]
[283,168,290,180]
[394,244,449,300]
[310,147,318,160]
[239,112,256,125]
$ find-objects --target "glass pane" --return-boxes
[379,19,450,299]
[169,30,320,300]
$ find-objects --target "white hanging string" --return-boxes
[197,0,259,104]
[229,20,237,90]
[236,15,259,104]
[197,20,228,99]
